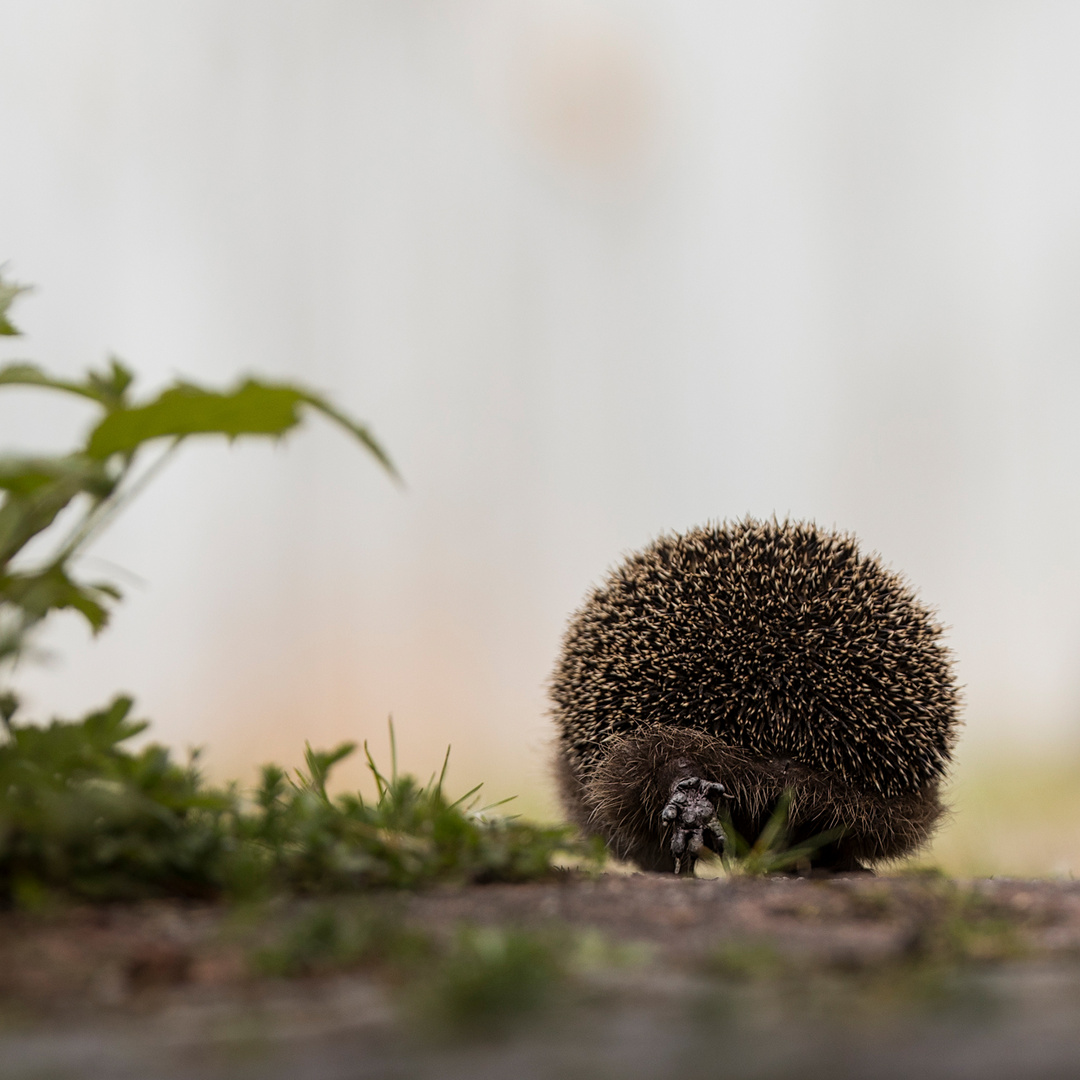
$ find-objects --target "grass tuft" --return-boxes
[0,699,585,906]
[711,790,846,876]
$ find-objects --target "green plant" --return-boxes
[251,908,594,1037]
[0,702,580,905]
[717,792,845,876]
[251,900,430,978]
[409,925,571,1036]
[0,268,396,694]
[0,271,592,904]
[907,884,1027,965]
[236,726,579,895]
[0,695,231,905]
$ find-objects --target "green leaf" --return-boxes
[0,359,135,410]
[87,357,135,407]
[79,695,145,747]
[86,380,302,454]
[85,378,398,478]
[294,741,357,800]
[293,389,399,480]
[0,273,30,336]
[0,456,116,567]
[0,565,120,633]
[0,455,114,499]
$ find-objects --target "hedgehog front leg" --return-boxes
[661,777,727,875]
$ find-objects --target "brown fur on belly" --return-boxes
[557,726,945,872]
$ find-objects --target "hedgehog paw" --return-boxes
[661,777,727,875]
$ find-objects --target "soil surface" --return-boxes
[2,874,1080,1079]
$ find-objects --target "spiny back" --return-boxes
[551,519,959,800]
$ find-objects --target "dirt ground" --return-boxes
[2,873,1080,1080]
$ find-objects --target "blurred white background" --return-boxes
[2,1,1079,815]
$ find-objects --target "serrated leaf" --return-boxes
[86,357,135,408]
[0,274,30,336]
[0,494,72,569]
[85,378,398,477]
[86,380,302,455]
[0,565,119,633]
[0,455,114,499]
[0,456,117,566]
[0,361,134,409]
[79,695,144,746]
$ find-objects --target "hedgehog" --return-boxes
[550,518,960,874]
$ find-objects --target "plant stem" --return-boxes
[48,439,181,569]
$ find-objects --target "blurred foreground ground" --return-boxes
[2,874,1080,1080]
